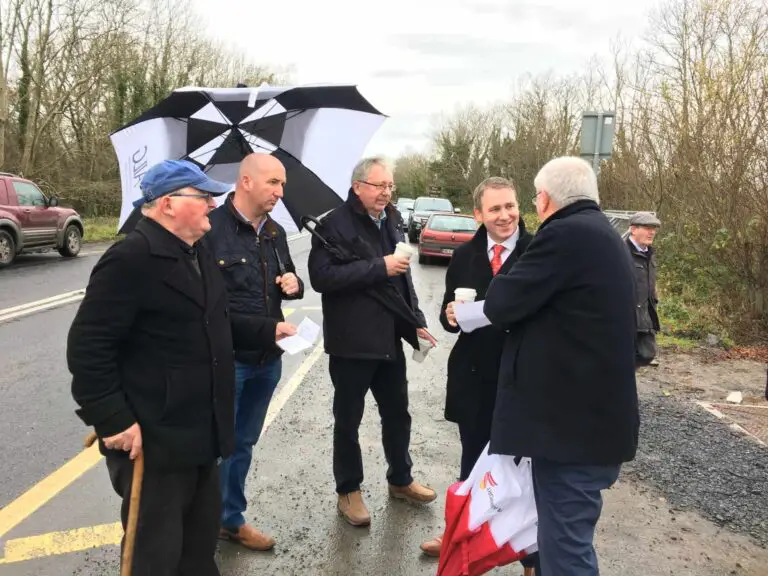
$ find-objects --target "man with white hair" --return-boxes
[308,156,438,527]
[484,156,639,575]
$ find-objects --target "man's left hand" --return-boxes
[276,273,299,295]
[416,327,437,346]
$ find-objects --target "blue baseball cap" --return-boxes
[134,160,233,208]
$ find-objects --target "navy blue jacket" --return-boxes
[484,201,639,465]
[308,191,426,360]
[204,194,304,365]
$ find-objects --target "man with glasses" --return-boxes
[308,156,438,527]
[204,152,304,551]
[67,160,294,574]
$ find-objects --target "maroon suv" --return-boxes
[0,172,84,268]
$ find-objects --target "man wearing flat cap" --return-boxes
[627,211,662,366]
[67,160,295,574]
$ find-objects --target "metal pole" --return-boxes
[592,112,603,176]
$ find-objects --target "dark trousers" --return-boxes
[329,345,413,494]
[531,458,621,576]
[457,414,492,482]
[106,454,221,576]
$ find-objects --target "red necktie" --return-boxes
[491,244,505,275]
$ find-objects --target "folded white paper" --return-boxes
[454,300,492,333]
[276,317,321,355]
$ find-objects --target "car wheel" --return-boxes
[418,254,427,265]
[0,229,16,268]
[58,225,82,257]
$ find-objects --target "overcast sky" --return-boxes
[192,0,661,158]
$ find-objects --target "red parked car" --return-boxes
[417,212,477,264]
[0,172,84,268]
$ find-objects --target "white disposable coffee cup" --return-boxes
[412,336,434,363]
[394,242,415,260]
[454,288,477,302]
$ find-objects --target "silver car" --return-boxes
[396,197,415,227]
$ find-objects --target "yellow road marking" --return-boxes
[0,444,103,540]
[0,522,122,565]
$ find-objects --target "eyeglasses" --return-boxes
[169,192,214,201]
[359,181,397,192]
[531,191,542,206]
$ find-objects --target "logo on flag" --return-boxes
[480,471,497,490]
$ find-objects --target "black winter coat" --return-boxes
[67,217,277,470]
[484,201,640,466]
[308,191,427,360]
[205,194,304,365]
[626,238,660,333]
[439,223,532,424]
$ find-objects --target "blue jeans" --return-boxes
[219,358,282,530]
[532,458,621,576]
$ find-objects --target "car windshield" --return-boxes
[414,198,453,212]
[429,215,477,233]
[397,198,415,210]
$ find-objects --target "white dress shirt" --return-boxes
[487,228,520,266]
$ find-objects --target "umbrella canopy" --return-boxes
[110,84,386,233]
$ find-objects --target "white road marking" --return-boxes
[695,401,766,447]
[263,340,325,432]
[0,290,86,324]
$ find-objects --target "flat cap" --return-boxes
[629,211,661,227]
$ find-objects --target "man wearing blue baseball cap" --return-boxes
[67,159,296,574]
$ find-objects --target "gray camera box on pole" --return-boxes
[581,111,615,174]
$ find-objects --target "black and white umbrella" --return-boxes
[110,84,386,233]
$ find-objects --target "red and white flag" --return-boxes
[437,444,538,576]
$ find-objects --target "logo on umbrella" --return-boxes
[480,471,498,490]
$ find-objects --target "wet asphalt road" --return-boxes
[3,236,768,575]
[3,237,520,575]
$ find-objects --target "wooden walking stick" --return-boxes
[84,430,145,576]
[122,451,144,576]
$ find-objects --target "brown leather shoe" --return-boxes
[388,481,437,504]
[337,491,371,526]
[219,524,276,551]
[420,535,442,557]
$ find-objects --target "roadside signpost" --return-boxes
[581,111,616,175]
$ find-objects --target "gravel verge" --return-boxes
[623,392,768,547]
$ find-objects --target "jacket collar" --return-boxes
[135,216,193,259]
[135,217,213,309]
[538,199,600,232]
[224,192,280,239]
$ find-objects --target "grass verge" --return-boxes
[657,333,698,352]
[82,216,121,243]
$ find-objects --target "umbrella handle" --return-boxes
[300,215,324,242]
